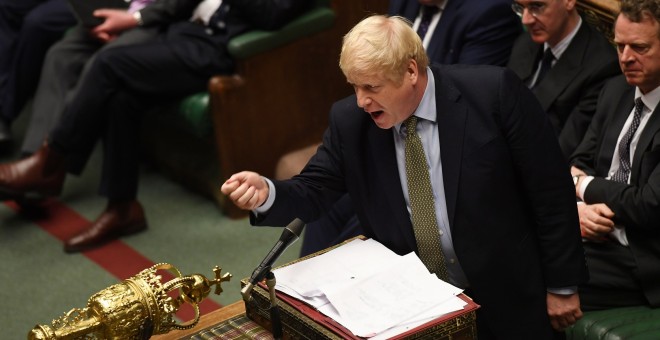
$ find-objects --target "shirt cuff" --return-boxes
[253,177,276,215]
[547,286,578,295]
[578,176,594,201]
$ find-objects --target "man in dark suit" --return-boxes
[0,0,310,253]
[0,0,76,149]
[570,0,660,310]
[299,0,523,257]
[389,0,521,66]
[222,15,587,339]
[507,0,620,158]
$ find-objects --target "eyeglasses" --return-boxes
[511,2,548,18]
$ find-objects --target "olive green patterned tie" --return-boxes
[404,115,449,281]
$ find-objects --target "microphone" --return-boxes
[241,218,305,301]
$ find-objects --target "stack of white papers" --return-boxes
[273,238,466,339]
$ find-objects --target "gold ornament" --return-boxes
[28,263,232,339]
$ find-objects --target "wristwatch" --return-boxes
[132,10,143,26]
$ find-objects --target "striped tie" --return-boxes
[404,116,449,281]
[611,98,644,183]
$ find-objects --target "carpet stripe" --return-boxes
[4,199,222,323]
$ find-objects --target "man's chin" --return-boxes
[623,73,641,86]
[373,121,394,129]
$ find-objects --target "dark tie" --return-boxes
[208,3,230,33]
[611,98,645,183]
[533,48,555,88]
[416,6,439,40]
[404,116,449,281]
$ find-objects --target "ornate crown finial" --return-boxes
[28,263,231,339]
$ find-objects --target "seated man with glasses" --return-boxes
[507,0,620,158]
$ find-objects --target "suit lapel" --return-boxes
[433,68,466,229]
[632,101,660,178]
[366,123,414,241]
[533,23,591,110]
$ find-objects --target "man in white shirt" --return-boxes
[570,0,660,310]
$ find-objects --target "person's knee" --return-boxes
[44,40,75,69]
[93,48,125,74]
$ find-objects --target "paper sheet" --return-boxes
[273,239,466,338]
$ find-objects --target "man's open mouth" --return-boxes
[370,110,384,118]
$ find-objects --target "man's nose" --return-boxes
[521,8,536,25]
[355,89,371,108]
[619,46,635,63]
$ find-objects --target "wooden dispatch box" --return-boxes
[241,237,479,339]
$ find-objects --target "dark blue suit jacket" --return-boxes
[255,65,587,338]
[388,0,521,66]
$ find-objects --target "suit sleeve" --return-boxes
[140,0,202,26]
[585,172,660,230]
[253,103,348,226]
[498,68,587,287]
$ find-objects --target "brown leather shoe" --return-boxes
[0,142,66,201]
[64,200,148,253]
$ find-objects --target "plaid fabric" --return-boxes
[190,315,274,340]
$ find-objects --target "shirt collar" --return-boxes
[636,85,660,113]
[545,17,582,60]
[397,67,437,134]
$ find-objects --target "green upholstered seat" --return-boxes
[227,5,334,60]
[176,92,211,138]
[566,306,660,340]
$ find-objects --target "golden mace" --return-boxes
[28,263,232,339]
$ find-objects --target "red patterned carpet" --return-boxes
[4,199,222,321]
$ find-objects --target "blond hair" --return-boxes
[339,15,429,85]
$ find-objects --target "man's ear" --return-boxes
[407,59,419,84]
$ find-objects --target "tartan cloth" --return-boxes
[190,315,274,340]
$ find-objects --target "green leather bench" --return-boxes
[567,306,660,339]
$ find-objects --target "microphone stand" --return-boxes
[266,271,283,340]
[241,218,305,339]
[241,268,284,339]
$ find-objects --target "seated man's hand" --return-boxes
[546,292,582,331]
[221,171,269,210]
[570,166,587,177]
[577,203,614,242]
[90,9,138,42]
